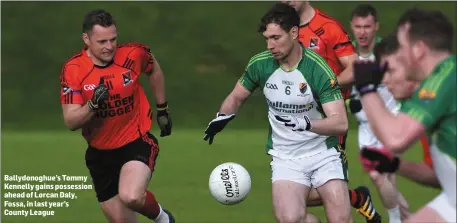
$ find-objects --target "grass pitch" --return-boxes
[2,129,439,223]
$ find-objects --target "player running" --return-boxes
[347,5,409,223]
[204,3,351,223]
[362,34,440,190]
[59,9,174,223]
[354,8,455,223]
[282,1,381,222]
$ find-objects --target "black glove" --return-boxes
[156,102,172,137]
[203,113,235,145]
[360,147,400,173]
[353,61,388,96]
[345,97,363,114]
[88,77,109,111]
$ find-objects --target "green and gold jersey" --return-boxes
[400,54,456,159]
[399,54,456,205]
[239,45,343,159]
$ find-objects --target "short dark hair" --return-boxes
[351,4,378,22]
[374,34,399,64]
[397,7,453,52]
[258,3,300,33]
[82,9,116,33]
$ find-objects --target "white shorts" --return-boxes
[427,192,456,222]
[357,122,384,150]
[270,148,348,188]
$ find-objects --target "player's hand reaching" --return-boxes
[88,77,109,111]
[204,113,236,145]
[273,114,312,131]
[353,60,388,96]
[156,102,172,137]
[360,147,400,173]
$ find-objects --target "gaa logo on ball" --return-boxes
[208,162,251,205]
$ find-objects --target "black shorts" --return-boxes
[85,132,160,202]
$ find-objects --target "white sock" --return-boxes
[154,205,169,223]
[387,206,401,223]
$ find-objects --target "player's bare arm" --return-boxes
[397,160,441,189]
[144,52,172,137]
[219,81,252,115]
[204,81,251,145]
[323,22,358,88]
[336,53,358,87]
[360,93,425,153]
[62,103,97,131]
[145,54,166,105]
[353,60,426,153]
[309,99,348,136]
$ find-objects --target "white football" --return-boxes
[208,162,251,205]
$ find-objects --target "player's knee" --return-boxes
[326,208,351,223]
[275,209,305,223]
[118,190,145,210]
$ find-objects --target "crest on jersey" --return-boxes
[61,82,72,95]
[122,71,133,86]
[309,38,319,49]
[330,79,336,88]
[299,82,308,94]
[418,88,436,100]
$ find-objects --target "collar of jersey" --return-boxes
[279,44,305,72]
[298,8,319,28]
[82,46,114,69]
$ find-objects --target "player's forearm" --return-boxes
[336,67,354,88]
[397,159,441,189]
[148,72,166,105]
[336,53,358,88]
[309,113,348,136]
[219,94,244,115]
[64,104,96,131]
[360,93,410,153]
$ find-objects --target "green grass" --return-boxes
[2,129,440,223]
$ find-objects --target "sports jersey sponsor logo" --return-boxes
[122,71,133,86]
[266,83,279,90]
[266,99,314,113]
[83,84,97,91]
[95,93,135,118]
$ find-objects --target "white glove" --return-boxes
[273,114,312,131]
